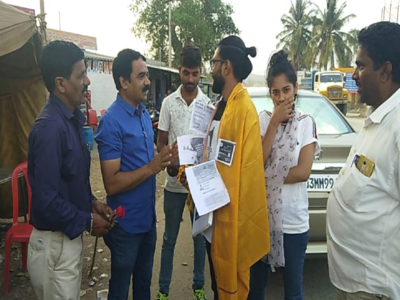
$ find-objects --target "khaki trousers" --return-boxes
[336,288,391,300]
[27,228,84,300]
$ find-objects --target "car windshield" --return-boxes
[320,74,342,83]
[252,95,352,135]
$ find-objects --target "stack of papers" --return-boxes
[186,161,231,237]
[192,208,213,237]
[177,100,231,237]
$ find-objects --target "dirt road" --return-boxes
[1,145,213,300]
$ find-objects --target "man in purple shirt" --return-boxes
[27,41,113,300]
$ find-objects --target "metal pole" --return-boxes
[59,11,61,30]
[383,4,386,20]
[40,0,44,16]
[39,0,47,44]
[168,0,172,67]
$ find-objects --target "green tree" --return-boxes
[346,28,360,55]
[131,0,239,67]
[335,28,359,67]
[307,0,356,70]
[276,0,314,71]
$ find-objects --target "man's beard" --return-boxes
[358,87,369,105]
[212,71,225,94]
[357,84,369,105]
[183,82,196,93]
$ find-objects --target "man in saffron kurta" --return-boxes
[205,36,270,300]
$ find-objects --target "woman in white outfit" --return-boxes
[248,50,320,300]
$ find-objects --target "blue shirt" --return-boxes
[95,94,156,234]
[28,94,92,240]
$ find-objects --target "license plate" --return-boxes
[307,174,338,192]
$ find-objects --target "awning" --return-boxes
[84,50,180,74]
[0,1,37,56]
[84,50,114,62]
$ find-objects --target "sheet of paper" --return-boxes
[177,134,206,165]
[185,160,230,216]
[189,100,214,135]
[216,138,236,166]
[192,208,213,237]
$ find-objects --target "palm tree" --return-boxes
[335,46,353,67]
[276,0,314,71]
[336,28,359,67]
[346,29,360,55]
[307,0,356,70]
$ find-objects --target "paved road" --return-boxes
[265,257,335,299]
[347,116,365,133]
[151,202,335,300]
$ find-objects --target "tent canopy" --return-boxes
[0,1,38,57]
[0,1,47,218]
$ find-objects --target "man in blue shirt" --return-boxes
[27,41,113,300]
[95,49,177,300]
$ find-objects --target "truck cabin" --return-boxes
[314,72,346,88]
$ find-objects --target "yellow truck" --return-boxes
[300,70,349,115]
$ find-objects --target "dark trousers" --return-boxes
[103,223,157,300]
[159,190,206,293]
[206,241,219,300]
[248,231,309,300]
[208,231,309,300]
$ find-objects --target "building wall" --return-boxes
[87,72,117,113]
[87,68,174,114]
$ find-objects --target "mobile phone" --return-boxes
[355,154,375,178]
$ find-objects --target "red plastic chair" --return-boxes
[3,161,33,295]
[88,109,99,133]
[88,109,98,126]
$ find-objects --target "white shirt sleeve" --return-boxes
[301,116,320,155]
[158,98,170,132]
[259,111,271,138]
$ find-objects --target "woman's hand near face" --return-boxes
[270,97,294,126]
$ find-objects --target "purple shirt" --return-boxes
[28,94,92,239]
